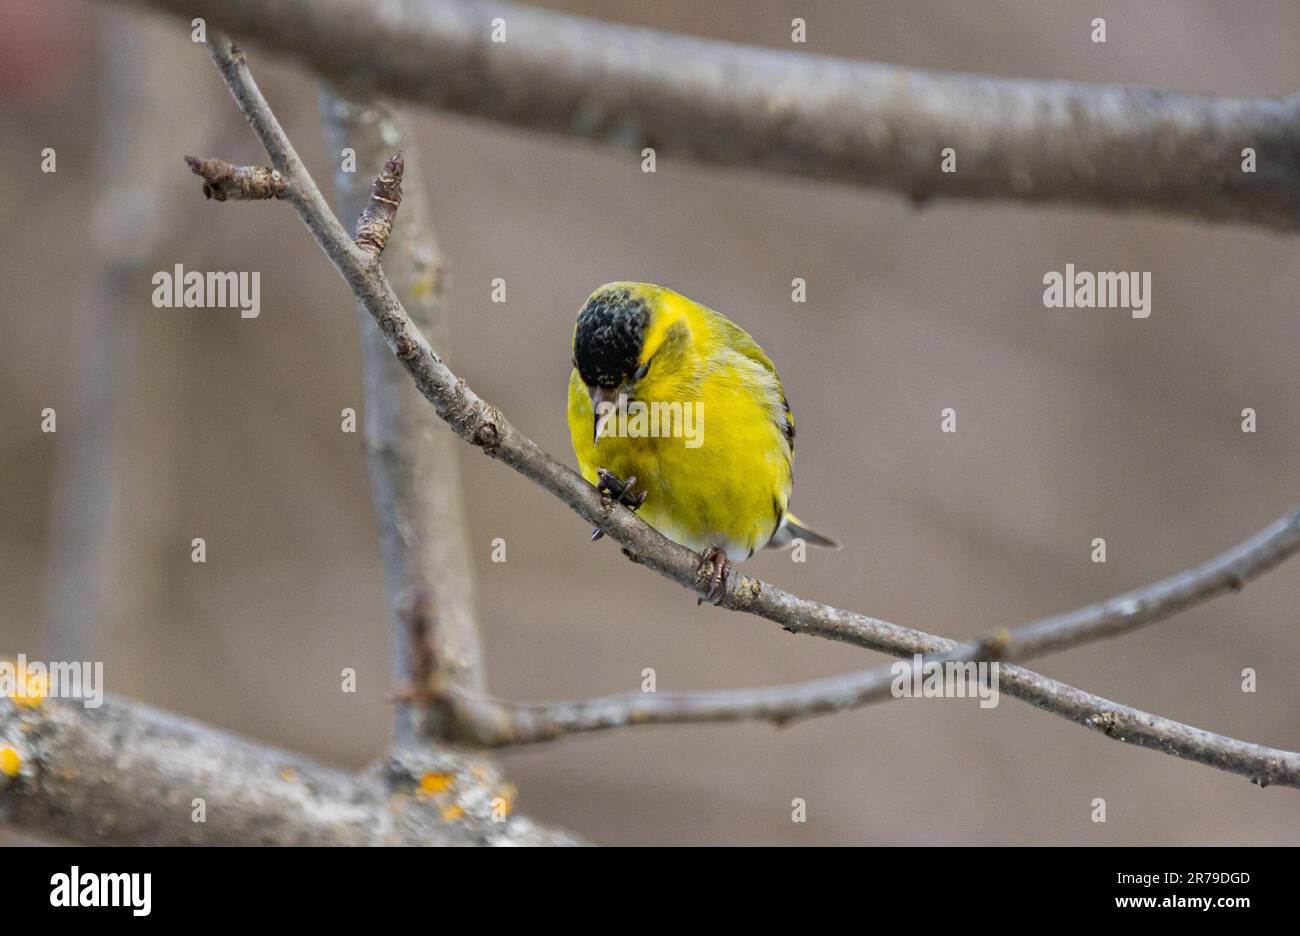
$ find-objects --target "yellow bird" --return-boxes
[567,282,836,600]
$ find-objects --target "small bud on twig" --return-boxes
[184,155,287,201]
[355,153,404,259]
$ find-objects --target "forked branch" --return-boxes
[187,35,1300,788]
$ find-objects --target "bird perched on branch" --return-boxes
[567,282,836,601]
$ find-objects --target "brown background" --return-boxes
[2,0,1298,844]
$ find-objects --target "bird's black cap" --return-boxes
[573,286,649,388]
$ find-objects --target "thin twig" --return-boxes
[435,678,1300,791]
[429,630,1011,746]
[122,0,1300,230]
[417,512,1300,762]
[193,34,1300,788]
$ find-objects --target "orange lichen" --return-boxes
[0,746,21,777]
[418,771,454,797]
[440,803,465,821]
[7,670,47,709]
[280,767,298,782]
[493,784,517,818]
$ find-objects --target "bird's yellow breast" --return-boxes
[567,284,793,561]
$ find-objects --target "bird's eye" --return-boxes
[634,360,650,381]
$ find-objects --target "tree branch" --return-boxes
[435,677,1300,789]
[121,0,1300,230]
[318,90,486,742]
[0,695,580,845]
[409,518,1300,790]
[189,34,1300,788]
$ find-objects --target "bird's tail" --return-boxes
[766,513,840,550]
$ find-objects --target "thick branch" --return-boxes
[125,0,1300,229]
[193,34,1300,788]
[0,696,580,845]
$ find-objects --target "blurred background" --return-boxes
[2,0,1298,845]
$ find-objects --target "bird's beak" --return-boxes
[590,385,617,444]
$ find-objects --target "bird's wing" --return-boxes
[708,310,779,376]
[706,310,795,457]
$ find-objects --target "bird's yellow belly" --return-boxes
[584,430,789,562]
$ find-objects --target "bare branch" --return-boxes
[420,626,1010,747]
[191,34,1300,788]
[0,695,581,845]
[319,91,486,742]
[437,677,1300,789]
[410,513,1300,774]
[121,0,1300,230]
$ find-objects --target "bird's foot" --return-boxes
[695,544,731,605]
[591,467,647,541]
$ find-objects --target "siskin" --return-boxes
[567,282,836,600]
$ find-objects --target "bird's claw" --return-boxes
[591,468,647,541]
[695,544,730,605]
